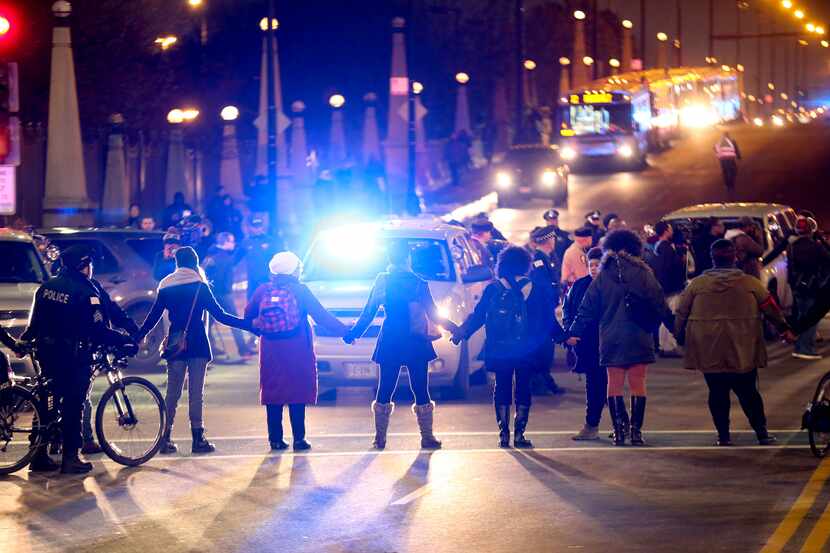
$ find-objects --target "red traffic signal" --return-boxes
[0,17,9,37]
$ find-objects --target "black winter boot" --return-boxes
[159,427,178,454]
[513,405,533,448]
[60,449,93,474]
[29,447,60,472]
[495,405,511,448]
[607,396,628,446]
[630,396,647,446]
[191,428,216,454]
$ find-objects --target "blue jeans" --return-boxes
[795,292,819,355]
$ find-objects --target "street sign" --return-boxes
[396,101,428,121]
[0,165,15,215]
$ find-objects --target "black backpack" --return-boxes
[485,278,531,351]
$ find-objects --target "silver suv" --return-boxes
[0,229,50,375]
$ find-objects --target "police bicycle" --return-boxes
[0,342,166,474]
[802,370,830,458]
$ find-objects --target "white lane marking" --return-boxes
[90,444,811,466]
[390,484,432,506]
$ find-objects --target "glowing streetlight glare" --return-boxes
[768,82,776,90]
[455,72,470,84]
[736,63,745,72]
[220,105,239,121]
[573,10,586,20]
[182,109,199,121]
[154,36,178,50]
[748,94,756,102]
[781,93,789,100]
[259,17,279,31]
[781,0,793,8]
[817,26,826,35]
[794,9,804,19]
[523,59,537,71]
[721,64,731,72]
[559,56,571,66]
[167,109,185,124]
[807,22,816,32]
[822,40,829,47]
[412,81,424,95]
[798,39,809,46]
[622,19,633,29]
[656,32,668,41]
[328,94,345,109]
[187,0,203,7]
[582,56,594,66]
[0,16,10,36]
[609,58,621,68]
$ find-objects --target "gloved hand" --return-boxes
[449,333,463,346]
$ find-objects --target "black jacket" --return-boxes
[153,252,177,282]
[203,246,243,297]
[788,236,830,291]
[531,249,561,304]
[652,240,685,295]
[563,275,600,373]
[138,281,251,361]
[242,234,281,294]
[88,278,140,339]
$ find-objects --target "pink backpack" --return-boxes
[255,284,302,338]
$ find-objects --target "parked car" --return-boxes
[661,202,797,310]
[302,218,492,399]
[0,229,50,376]
[40,228,165,371]
[493,144,570,209]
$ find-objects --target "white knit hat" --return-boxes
[269,251,302,276]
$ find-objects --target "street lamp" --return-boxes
[582,56,594,66]
[816,26,826,35]
[781,0,793,8]
[656,32,668,42]
[822,40,829,48]
[220,105,239,121]
[455,72,470,84]
[187,0,203,6]
[167,109,185,124]
[412,81,424,95]
[154,36,178,50]
[807,23,816,33]
[736,63,745,72]
[328,94,345,109]
[573,10,586,20]
[622,19,633,29]
[259,17,278,31]
[609,58,621,68]
[559,57,571,66]
[721,64,731,72]
[523,59,537,71]
[768,82,776,90]
[182,108,200,121]
[794,10,804,19]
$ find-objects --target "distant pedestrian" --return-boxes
[675,239,794,446]
[245,252,348,451]
[560,227,593,290]
[568,229,674,446]
[140,216,157,232]
[565,247,606,441]
[127,203,142,228]
[137,247,254,455]
[651,221,686,357]
[715,131,741,198]
[453,246,567,449]
[161,192,192,229]
[788,217,830,360]
[726,217,764,279]
[344,242,459,450]
[152,229,181,281]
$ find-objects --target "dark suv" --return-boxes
[493,144,570,208]
[41,229,165,371]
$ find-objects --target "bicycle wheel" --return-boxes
[95,376,165,467]
[808,372,830,459]
[0,386,44,475]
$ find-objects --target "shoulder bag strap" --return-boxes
[183,284,201,332]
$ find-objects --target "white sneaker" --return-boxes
[792,352,823,361]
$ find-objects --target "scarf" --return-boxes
[158,267,205,291]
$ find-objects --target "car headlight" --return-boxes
[541,170,557,187]
[752,117,764,127]
[617,144,634,158]
[496,171,513,189]
[560,146,577,161]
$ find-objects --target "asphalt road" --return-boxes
[5,119,830,553]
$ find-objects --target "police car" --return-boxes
[0,229,51,376]
[303,219,492,399]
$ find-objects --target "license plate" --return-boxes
[345,363,378,379]
[519,186,532,193]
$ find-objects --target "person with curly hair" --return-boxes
[568,230,674,446]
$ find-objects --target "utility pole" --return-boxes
[708,0,714,59]
[515,0,524,143]
[591,0,599,79]
[266,0,278,230]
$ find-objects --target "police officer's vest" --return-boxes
[715,138,737,160]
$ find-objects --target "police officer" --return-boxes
[529,226,566,395]
[21,246,134,474]
[242,217,282,302]
[542,209,572,263]
[584,210,605,247]
[714,131,741,198]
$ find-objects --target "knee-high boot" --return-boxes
[371,401,394,450]
[630,396,647,446]
[513,405,533,448]
[413,402,442,449]
[495,405,511,448]
[607,396,628,446]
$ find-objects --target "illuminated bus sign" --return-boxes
[570,92,623,105]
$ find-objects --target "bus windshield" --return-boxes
[565,104,632,136]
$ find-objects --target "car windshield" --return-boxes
[304,235,454,282]
[0,242,48,284]
[562,104,632,136]
[126,238,163,267]
[504,149,557,165]
[668,216,768,250]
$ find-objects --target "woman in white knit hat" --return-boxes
[244,251,348,451]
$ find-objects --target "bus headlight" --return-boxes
[541,170,557,187]
[617,144,634,158]
[496,171,513,189]
[752,117,764,127]
[560,146,577,161]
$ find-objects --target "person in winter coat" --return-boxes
[675,239,794,446]
[245,252,348,451]
[691,218,725,277]
[561,227,593,289]
[787,217,830,360]
[137,247,254,455]
[568,229,674,446]
[202,232,254,359]
[725,217,764,279]
[344,242,459,450]
[564,247,606,441]
[453,246,567,449]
